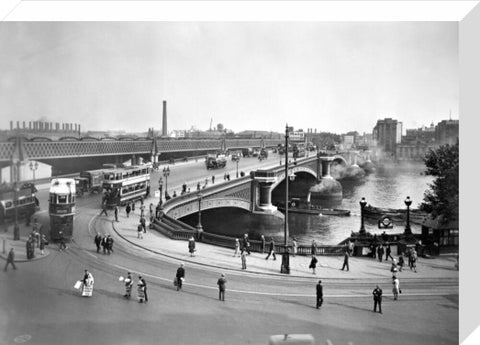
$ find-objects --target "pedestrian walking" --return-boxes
[58,231,67,251]
[212,175,215,184]
[101,235,108,254]
[410,249,418,273]
[341,250,349,271]
[39,234,47,255]
[311,240,317,256]
[4,248,17,271]
[377,246,384,262]
[26,236,34,259]
[137,223,144,239]
[124,272,134,298]
[398,253,405,272]
[265,238,276,260]
[390,259,398,274]
[188,236,196,257]
[227,173,230,181]
[176,263,185,291]
[131,201,135,213]
[233,238,240,257]
[392,276,400,300]
[140,217,146,233]
[94,234,102,253]
[80,269,94,297]
[217,274,227,301]
[309,255,318,274]
[126,203,131,218]
[316,280,323,309]
[197,182,201,191]
[241,250,247,270]
[137,275,147,303]
[106,235,114,254]
[372,285,383,313]
[223,173,227,181]
[386,244,393,261]
[260,235,266,254]
[114,205,119,222]
[242,234,251,255]
[99,202,108,217]
[149,203,154,223]
[292,238,298,257]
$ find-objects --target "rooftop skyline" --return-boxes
[0,22,459,134]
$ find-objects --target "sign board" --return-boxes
[289,131,305,142]
[154,190,160,198]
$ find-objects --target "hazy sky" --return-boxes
[0,22,458,134]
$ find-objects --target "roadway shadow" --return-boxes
[280,298,317,309]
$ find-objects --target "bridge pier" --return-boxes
[309,157,343,204]
[253,171,278,213]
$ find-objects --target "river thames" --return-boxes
[288,162,434,244]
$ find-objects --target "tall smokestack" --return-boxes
[162,100,167,137]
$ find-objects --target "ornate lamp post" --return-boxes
[158,177,163,202]
[404,196,412,235]
[284,124,290,247]
[29,161,39,184]
[359,197,367,236]
[13,182,20,240]
[196,193,204,240]
[162,166,170,199]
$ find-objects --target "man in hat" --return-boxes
[316,280,323,309]
[372,285,383,313]
[4,248,17,271]
[217,274,227,301]
[124,272,133,298]
[176,263,185,291]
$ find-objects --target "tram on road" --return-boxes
[102,165,151,207]
[49,178,76,241]
[0,183,39,224]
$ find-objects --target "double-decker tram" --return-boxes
[49,178,76,241]
[102,165,151,207]
[0,183,39,224]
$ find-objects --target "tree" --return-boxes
[421,141,459,222]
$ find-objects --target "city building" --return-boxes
[372,118,403,156]
[435,119,459,146]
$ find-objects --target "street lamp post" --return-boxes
[158,177,163,203]
[404,196,412,235]
[29,161,39,184]
[284,124,290,248]
[13,182,20,240]
[359,197,367,236]
[196,193,204,240]
[163,166,170,199]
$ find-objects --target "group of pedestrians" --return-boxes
[122,272,148,302]
[94,234,114,254]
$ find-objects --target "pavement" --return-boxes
[107,199,459,281]
[0,222,51,263]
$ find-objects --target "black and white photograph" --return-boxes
[0,2,477,345]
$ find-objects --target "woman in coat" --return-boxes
[309,255,318,274]
[188,237,196,257]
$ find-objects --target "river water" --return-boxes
[288,162,433,244]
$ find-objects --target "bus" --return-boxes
[102,165,151,207]
[49,178,76,241]
[0,183,38,224]
[75,169,104,196]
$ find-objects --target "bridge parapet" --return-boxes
[162,176,253,219]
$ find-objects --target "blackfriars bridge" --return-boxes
[155,152,371,236]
